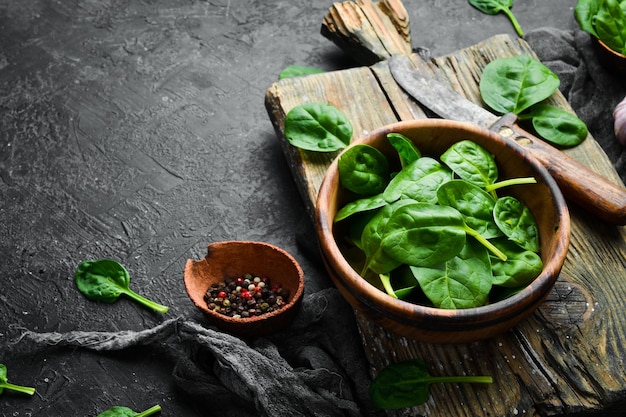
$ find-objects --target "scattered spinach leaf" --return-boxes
[493,196,540,252]
[278,65,325,80]
[479,55,587,147]
[410,239,492,309]
[97,405,162,417]
[387,133,421,167]
[75,259,169,313]
[0,364,35,396]
[522,103,588,148]
[338,144,389,195]
[468,0,524,37]
[284,103,352,152]
[369,358,493,409]
[479,55,560,115]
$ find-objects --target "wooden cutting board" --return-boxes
[265,33,626,416]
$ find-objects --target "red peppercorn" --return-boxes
[235,277,244,286]
[218,291,228,299]
[254,286,262,293]
[240,289,253,300]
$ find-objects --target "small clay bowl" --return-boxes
[184,240,305,338]
[592,36,626,76]
[315,119,570,344]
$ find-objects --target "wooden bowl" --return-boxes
[592,36,626,76]
[184,240,305,338]
[315,119,570,343]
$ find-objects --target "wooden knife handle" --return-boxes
[491,113,626,225]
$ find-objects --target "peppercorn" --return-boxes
[203,273,289,318]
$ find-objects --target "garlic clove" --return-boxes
[614,95,626,146]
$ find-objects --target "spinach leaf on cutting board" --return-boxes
[479,55,587,147]
[284,102,353,152]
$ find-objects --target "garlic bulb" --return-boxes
[614,95,626,145]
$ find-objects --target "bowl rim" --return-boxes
[315,118,570,329]
[594,36,626,59]
[184,240,306,325]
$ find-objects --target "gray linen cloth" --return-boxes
[7,28,626,417]
[524,28,626,184]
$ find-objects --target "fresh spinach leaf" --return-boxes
[278,65,325,80]
[468,0,524,37]
[594,0,626,55]
[522,104,588,147]
[479,55,587,148]
[489,238,543,287]
[479,55,560,115]
[574,0,602,37]
[334,193,387,222]
[75,259,169,313]
[437,180,502,239]
[338,144,390,195]
[334,138,543,310]
[0,364,35,396]
[440,140,498,189]
[284,103,352,152]
[379,265,419,299]
[380,203,468,267]
[369,358,493,409]
[348,210,380,250]
[361,200,415,275]
[410,239,493,309]
[383,157,452,204]
[381,202,507,267]
[493,196,540,252]
[387,133,421,167]
[97,405,162,417]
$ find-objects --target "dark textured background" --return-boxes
[1,1,614,416]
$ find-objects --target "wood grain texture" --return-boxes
[265,34,626,416]
[321,0,411,66]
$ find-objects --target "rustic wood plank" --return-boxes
[265,34,626,416]
[321,0,411,66]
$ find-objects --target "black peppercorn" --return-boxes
[203,274,289,318]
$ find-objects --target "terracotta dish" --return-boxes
[315,119,571,343]
[184,240,305,338]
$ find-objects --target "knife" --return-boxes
[388,54,626,225]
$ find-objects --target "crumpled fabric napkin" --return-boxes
[11,288,385,417]
[524,27,626,183]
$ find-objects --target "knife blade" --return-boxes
[388,54,626,225]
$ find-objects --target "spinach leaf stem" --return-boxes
[464,226,508,261]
